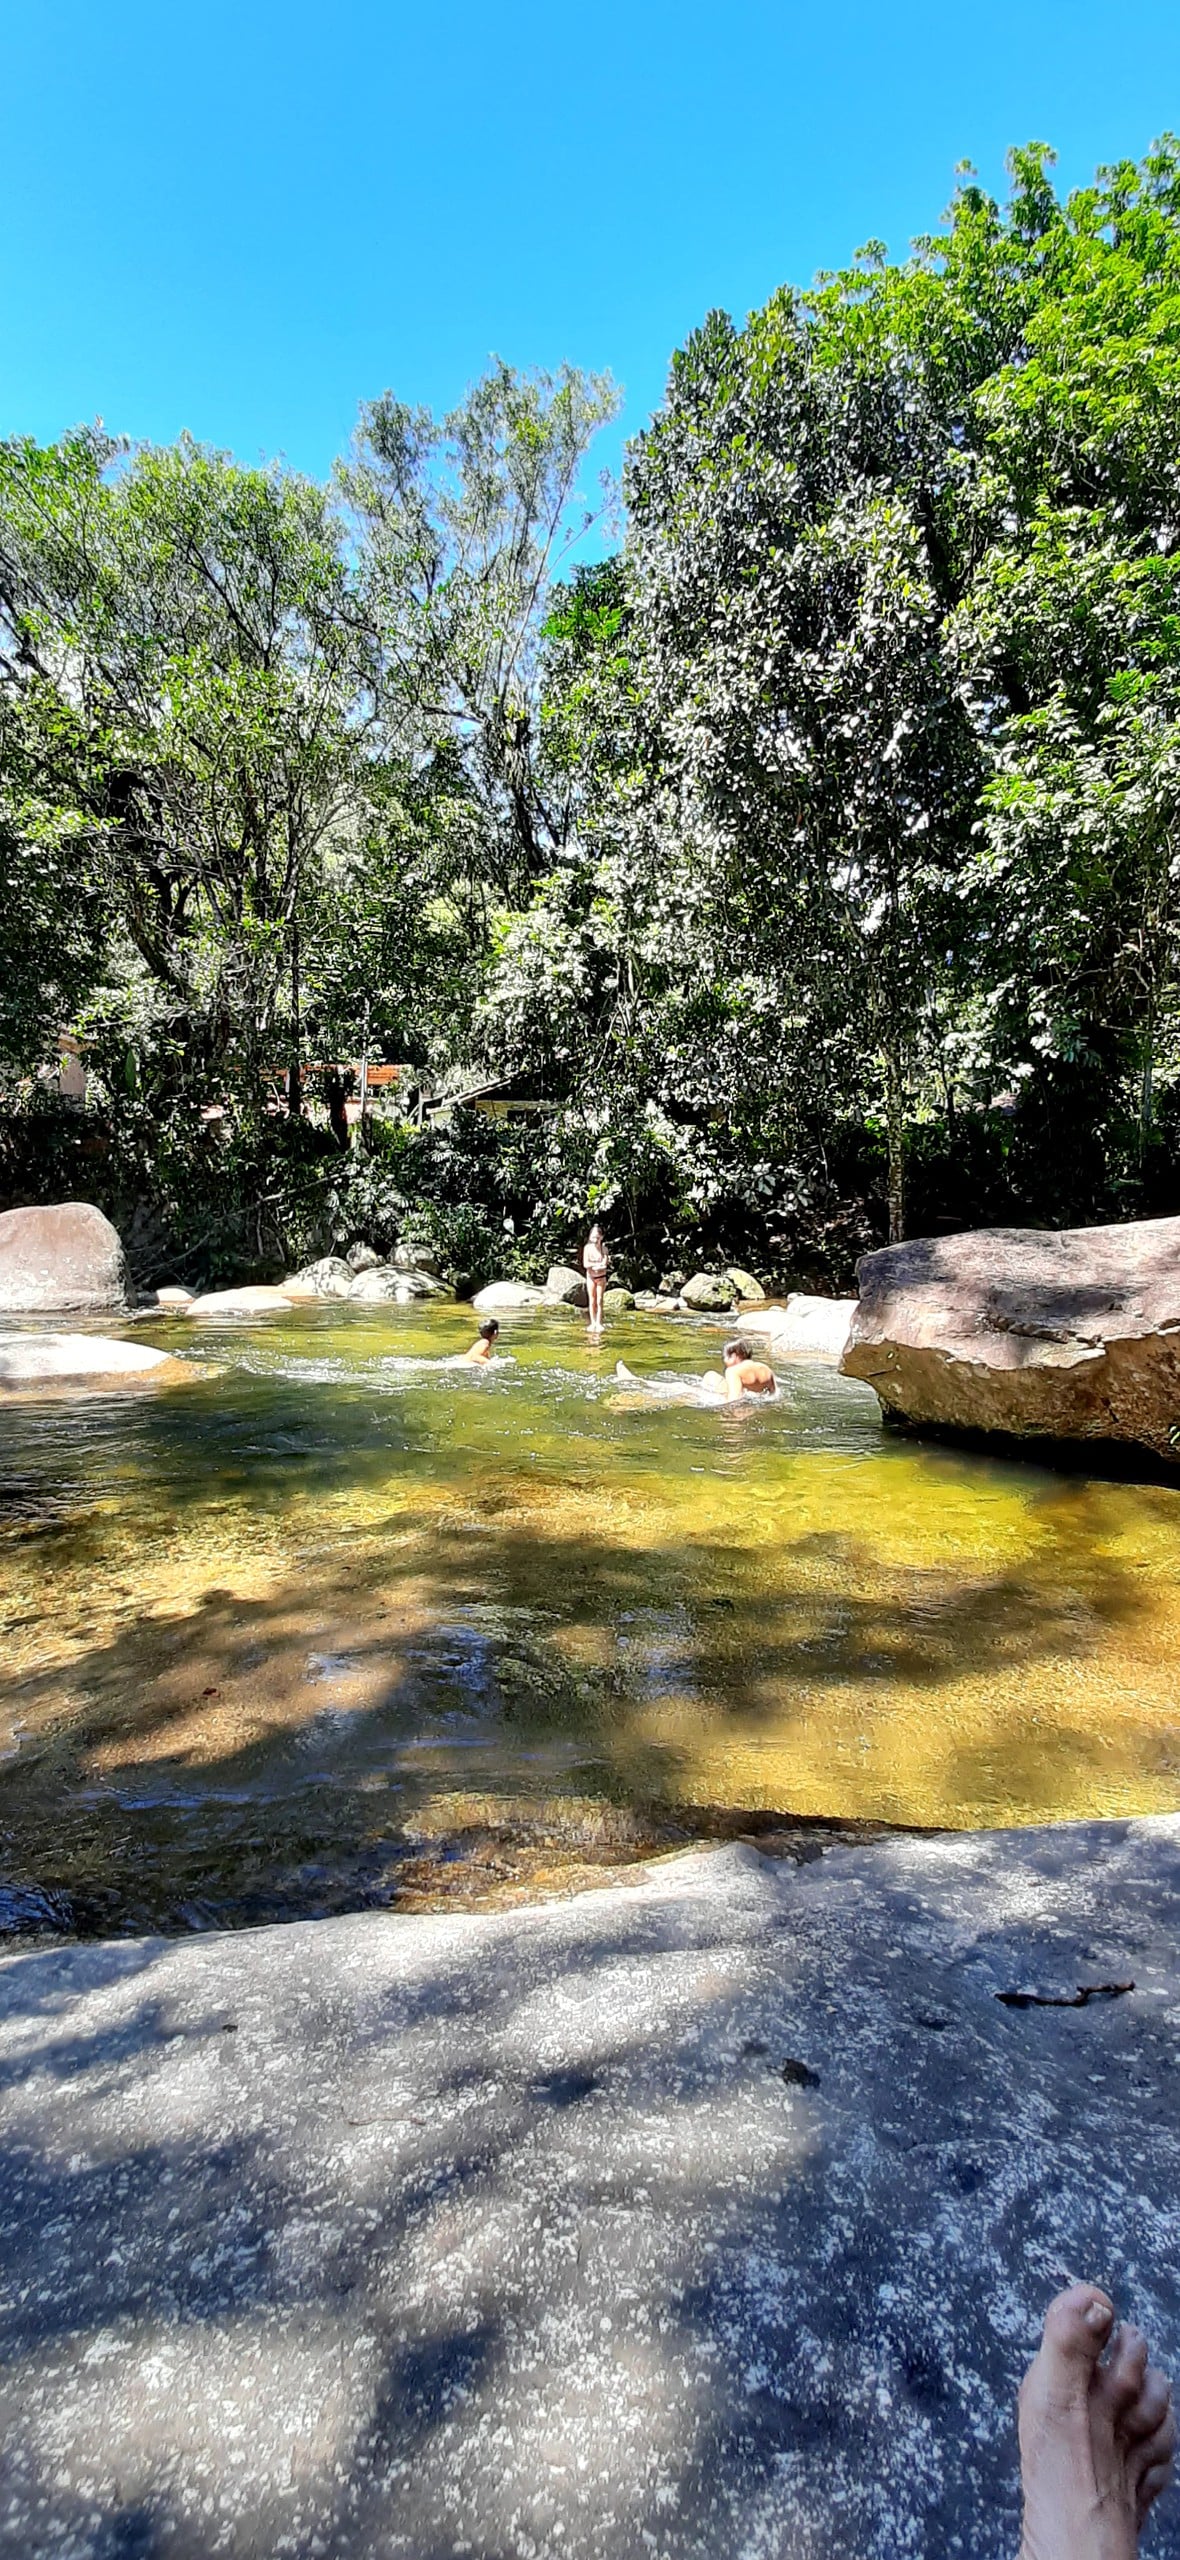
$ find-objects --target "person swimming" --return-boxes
[458,1318,500,1365]
[720,1336,778,1400]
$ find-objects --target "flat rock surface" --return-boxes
[0,1332,188,1387]
[3,1822,1180,2559]
[0,1203,130,1315]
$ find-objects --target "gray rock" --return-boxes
[0,1331,191,1388]
[681,1269,740,1311]
[472,1281,549,1311]
[154,1286,195,1308]
[281,1257,354,1300]
[345,1243,382,1273]
[660,1270,688,1296]
[635,1291,684,1312]
[726,1264,767,1303]
[546,1263,590,1307]
[602,1285,635,1314]
[0,1201,131,1314]
[392,1242,444,1276]
[2,1818,1179,2560]
[349,1266,453,1302]
[843,1215,1180,1460]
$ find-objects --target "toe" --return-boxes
[1121,2366,1171,2446]
[1131,2399,1175,2516]
[1025,2285,1115,2399]
[1136,2451,1175,2529]
[1097,2322,1150,2422]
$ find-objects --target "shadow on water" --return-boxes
[3,1304,1180,1930]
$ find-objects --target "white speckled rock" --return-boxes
[546,1264,590,1307]
[3,1820,1179,2559]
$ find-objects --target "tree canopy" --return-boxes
[5,141,1180,1285]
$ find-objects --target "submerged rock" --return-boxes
[0,1332,191,1389]
[545,1264,589,1307]
[681,1270,739,1311]
[634,1291,683,1312]
[280,1256,354,1300]
[0,1202,131,1315]
[185,1286,294,1317]
[472,1281,549,1311]
[842,1215,1180,1460]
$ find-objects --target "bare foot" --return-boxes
[1018,2284,1175,2560]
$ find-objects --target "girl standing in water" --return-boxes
[582,1223,611,1332]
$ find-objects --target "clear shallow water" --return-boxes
[3,1301,1180,1930]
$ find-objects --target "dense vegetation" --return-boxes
[4,141,1180,1289]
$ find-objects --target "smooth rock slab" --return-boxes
[3,1821,1180,2559]
[472,1281,549,1311]
[0,1332,191,1389]
[741,1292,856,1360]
[185,1286,295,1318]
[842,1216,1180,1459]
[0,1202,130,1314]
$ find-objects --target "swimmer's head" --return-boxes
[724,1338,752,1365]
[478,1319,499,1342]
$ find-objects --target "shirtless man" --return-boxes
[720,1337,777,1400]
[458,1319,499,1364]
[1017,2283,1174,2560]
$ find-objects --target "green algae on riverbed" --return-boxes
[3,1301,1180,1931]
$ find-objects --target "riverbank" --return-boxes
[4,1816,1179,2559]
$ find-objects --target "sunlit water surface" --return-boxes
[3,1302,1180,1930]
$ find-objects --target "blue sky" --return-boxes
[3,0,1179,513]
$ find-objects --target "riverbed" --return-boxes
[3,1301,1180,1931]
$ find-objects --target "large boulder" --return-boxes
[345,1243,382,1274]
[185,1286,294,1318]
[841,1215,1180,1459]
[392,1241,444,1277]
[680,1270,739,1312]
[725,1265,767,1304]
[545,1264,589,1308]
[349,1266,453,1302]
[280,1257,354,1300]
[0,1332,192,1389]
[0,1203,130,1315]
[472,1282,549,1312]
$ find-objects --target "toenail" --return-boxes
[1086,2299,1114,2330]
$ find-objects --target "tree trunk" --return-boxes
[885,1046,906,1245]
[288,920,302,1119]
